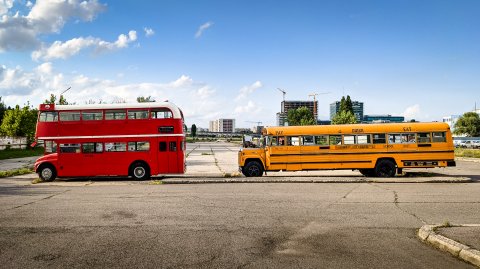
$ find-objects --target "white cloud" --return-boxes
[402,104,421,120]
[26,1,33,8]
[0,0,106,52]
[195,21,213,38]
[0,0,13,15]
[144,27,154,37]
[31,30,138,61]
[235,81,263,101]
[234,100,262,114]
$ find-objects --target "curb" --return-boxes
[417,224,480,267]
[161,177,471,184]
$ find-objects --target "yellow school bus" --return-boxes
[238,122,455,177]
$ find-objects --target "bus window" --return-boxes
[128,141,150,151]
[314,135,328,145]
[151,109,173,119]
[433,132,446,142]
[418,133,431,143]
[45,141,57,153]
[344,135,355,145]
[287,136,300,146]
[389,134,415,144]
[277,136,285,146]
[373,134,386,144]
[169,141,177,152]
[159,142,167,152]
[82,111,103,121]
[39,112,58,122]
[60,143,80,153]
[128,110,149,119]
[105,110,126,120]
[329,135,342,145]
[59,112,80,121]
[357,135,371,144]
[269,136,278,146]
[105,142,126,152]
[303,136,314,145]
[82,143,103,153]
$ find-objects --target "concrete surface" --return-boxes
[418,225,480,267]
[0,156,37,171]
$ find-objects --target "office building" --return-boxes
[209,119,235,133]
[363,115,405,123]
[330,100,364,122]
[276,100,318,126]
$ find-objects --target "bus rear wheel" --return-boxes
[374,160,396,177]
[243,161,264,177]
[130,162,150,180]
[359,169,375,177]
[38,164,57,182]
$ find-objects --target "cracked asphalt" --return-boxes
[1,142,480,268]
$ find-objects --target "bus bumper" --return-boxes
[447,160,456,167]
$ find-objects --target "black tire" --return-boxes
[130,162,150,180]
[359,169,375,177]
[38,164,57,182]
[242,161,264,177]
[374,160,396,177]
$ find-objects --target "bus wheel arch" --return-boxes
[37,163,57,182]
[374,158,397,177]
[242,159,264,177]
[129,161,151,180]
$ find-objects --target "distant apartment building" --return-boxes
[209,119,236,133]
[442,115,461,135]
[276,100,318,126]
[363,115,405,123]
[330,100,364,121]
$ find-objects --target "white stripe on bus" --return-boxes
[38,134,185,140]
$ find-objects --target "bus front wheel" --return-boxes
[374,160,396,177]
[243,161,264,177]
[38,164,57,182]
[130,162,150,180]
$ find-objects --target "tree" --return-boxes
[137,96,156,103]
[191,124,197,138]
[0,104,38,145]
[454,112,480,137]
[0,97,7,125]
[287,106,316,126]
[345,95,353,114]
[331,110,357,125]
[44,94,68,105]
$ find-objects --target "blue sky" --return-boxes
[1,0,479,128]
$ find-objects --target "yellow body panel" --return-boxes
[238,122,455,173]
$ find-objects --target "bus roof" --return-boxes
[38,102,183,119]
[263,122,450,136]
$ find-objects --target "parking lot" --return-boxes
[1,142,480,268]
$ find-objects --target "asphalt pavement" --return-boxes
[1,141,480,268]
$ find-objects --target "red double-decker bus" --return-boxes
[33,102,185,181]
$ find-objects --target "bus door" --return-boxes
[267,136,288,171]
[58,143,81,177]
[157,137,179,174]
[286,136,302,171]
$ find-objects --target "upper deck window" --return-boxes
[128,110,149,119]
[59,112,81,121]
[82,111,103,121]
[105,110,126,120]
[151,108,173,119]
[39,112,58,122]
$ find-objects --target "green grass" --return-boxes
[0,147,44,160]
[0,168,34,178]
[455,148,480,158]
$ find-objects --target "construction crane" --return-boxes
[277,88,286,102]
[308,92,330,121]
